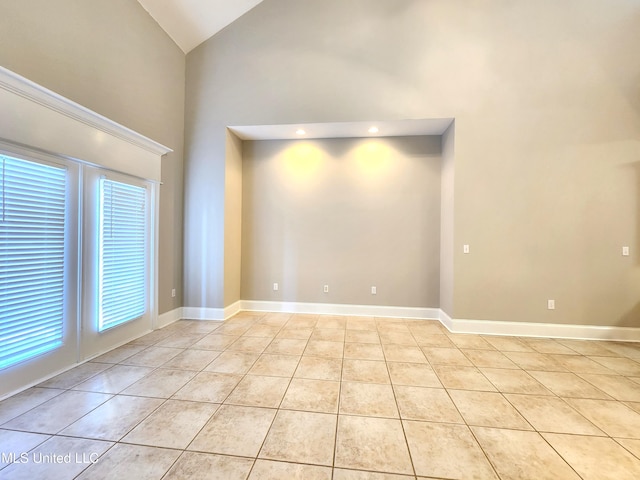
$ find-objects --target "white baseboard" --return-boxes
[444,316,640,342]
[157,307,183,328]
[182,306,225,321]
[240,300,440,320]
[179,302,640,342]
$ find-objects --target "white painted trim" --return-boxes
[446,316,640,342]
[182,306,225,321]
[158,307,183,328]
[0,66,171,156]
[224,301,243,319]
[239,300,440,320]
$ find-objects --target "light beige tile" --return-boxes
[333,470,413,480]
[304,340,344,358]
[276,327,313,340]
[344,343,385,360]
[163,452,253,480]
[340,382,399,418]
[76,443,181,480]
[3,390,111,434]
[213,324,251,336]
[600,342,640,359]
[433,365,496,391]
[346,318,377,331]
[128,329,173,346]
[121,346,184,367]
[288,314,319,327]
[294,356,342,381]
[122,400,218,449]
[412,333,455,348]
[388,362,442,388]
[483,336,534,352]
[394,386,463,423]
[244,324,282,338]
[250,460,332,480]
[281,378,340,413]
[156,332,206,348]
[503,351,566,371]
[192,334,239,350]
[311,328,346,342]
[226,336,272,353]
[408,322,446,336]
[379,331,417,346]
[335,415,413,475]
[173,372,242,403]
[382,344,427,363]
[472,427,580,480]
[523,338,576,355]
[550,355,616,374]
[448,334,494,350]
[61,395,162,440]
[543,433,640,480]
[265,338,308,355]
[449,389,531,429]
[0,430,50,469]
[204,351,260,374]
[315,315,348,329]
[480,368,552,395]
[260,410,336,466]
[0,436,112,480]
[259,313,292,326]
[342,359,389,384]
[345,330,380,344]
[160,349,221,371]
[505,394,604,435]
[37,362,111,389]
[578,374,640,401]
[566,398,640,438]
[0,388,64,425]
[424,347,473,366]
[617,438,640,458]
[121,368,196,398]
[588,356,640,376]
[558,339,620,356]
[461,349,517,369]
[403,420,497,479]
[179,320,222,334]
[72,365,154,393]
[189,404,276,457]
[626,401,640,414]
[225,375,289,408]
[248,354,300,377]
[528,370,611,399]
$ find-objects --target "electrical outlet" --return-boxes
[371,286,377,295]
[547,299,555,310]
[623,246,630,256]
[171,288,176,298]
[323,285,329,293]
[273,283,279,291]
[463,244,470,254]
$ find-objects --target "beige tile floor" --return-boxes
[2,312,640,479]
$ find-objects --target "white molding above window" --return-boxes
[0,66,171,181]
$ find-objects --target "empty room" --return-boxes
[1,0,640,478]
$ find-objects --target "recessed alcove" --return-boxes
[225,119,455,315]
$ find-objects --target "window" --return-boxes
[0,155,66,370]
[98,178,147,331]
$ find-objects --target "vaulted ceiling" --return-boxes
[136,0,264,53]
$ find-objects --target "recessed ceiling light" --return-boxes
[296,129,306,135]
[368,126,379,134]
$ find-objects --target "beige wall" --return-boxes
[186,0,640,327]
[0,0,185,314]
[241,136,442,307]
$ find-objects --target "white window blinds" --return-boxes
[98,178,147,331]
[0,155,66,370]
